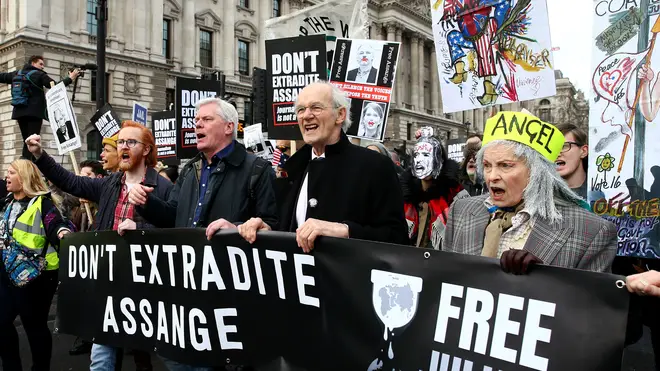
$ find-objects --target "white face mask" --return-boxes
[413,143,434,179]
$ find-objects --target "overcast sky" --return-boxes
[546,0,593,94]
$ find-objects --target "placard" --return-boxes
[152,111,178,166]
[175,77,222,159]
[46,82,81,155]
[446,138,466,164]
[132,102,148,125]
[266,35,327,140]
[90,103,121,138]
[329,38,399,142]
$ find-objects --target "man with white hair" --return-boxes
[237,81,408,250]
[443,111,618,273]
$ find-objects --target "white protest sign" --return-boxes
[46,82,81,155]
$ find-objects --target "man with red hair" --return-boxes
[25,120,172,371]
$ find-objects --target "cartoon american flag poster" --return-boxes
[430,0,557,113]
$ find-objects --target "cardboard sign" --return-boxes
[152,111,178,165]
[329,38,400,142]
[90,103,122,138]
[132,102,148,125]
[175,77,222,159]
[266,35,327,140]
[46,82,81,155]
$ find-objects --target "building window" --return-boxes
[87,129,102,160]
[166,88,175,110]
[238,40,249,76]
[272,0,281,17]
[87,0,98,36]
[244,100,252,126]
[91,71,111,102]
[539,99,551,122]
[163,19,172,59]
[407,123,412,140]
[240,0,249,8]
[200,30,213,68]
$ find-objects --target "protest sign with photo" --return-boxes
[446,138,466,164]
[175,77,222,159]
[132,102,148,125]
[264,0,369,74]
[243,123,272,161]
[266,35,326,140]
[329,38,400,141]
[430,0,556,113]
[152,111,177,165]
[46,82,81,155]
[58,229,628,370]
[90,103,121,138]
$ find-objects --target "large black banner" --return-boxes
[175,77,222,159]
[151,111,178,166]
[265,35,327,140]
[58,230,629,370]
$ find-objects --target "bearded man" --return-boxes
[443,111,618,273]
[26,120,172,371]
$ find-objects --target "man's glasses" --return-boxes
[116,139,144,148]
[561,141,581,153]
[295,103,332,116]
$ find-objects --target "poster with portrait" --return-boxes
[46,82,81,155]
[588,4,660,259]
[243,123,272,161]
[329,38,400,142]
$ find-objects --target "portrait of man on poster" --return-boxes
[346,42,381,85]
[53,107,75,144]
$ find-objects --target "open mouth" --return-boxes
[555,160,566,168]
[490,186,505,199]
[197,133,206,140]
[304,124,319,133]
[121,153,130,161]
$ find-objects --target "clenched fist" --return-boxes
[25,134,43,159]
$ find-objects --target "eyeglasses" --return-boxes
[295,103,333,116]
[561,141,581,153]
[116,139,145,148]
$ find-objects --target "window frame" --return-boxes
[163,19,172,59]
[238,40,250,76]
[199,29,213,68]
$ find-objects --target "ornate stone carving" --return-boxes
[124,73,140,94]
[411,0,430,15]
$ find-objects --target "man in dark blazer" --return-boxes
[442,111,617,273]
[346,44,379,84]
[237,81,408,250]
[54,109,75,144]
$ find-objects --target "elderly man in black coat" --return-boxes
[238,81,408,250]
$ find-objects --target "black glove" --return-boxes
[500,249,543,275]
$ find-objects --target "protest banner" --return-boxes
[175,77,222,159]
[266,35,326,140]
[264,0,369,74]
[152,111,178,166]
[446,138,466,164]
[329,38,400,142]
[91,103,122,138]
[589,5,660,258]
[58,229,628,370]
[132,102,148,125]
[46,82,81,155]
[243,123,272,161]
[430,0,556,113]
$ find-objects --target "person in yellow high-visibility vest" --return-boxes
[0,159,71,371]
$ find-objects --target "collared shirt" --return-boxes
[295,151,326,228]
[112,173,144,231]
[192,142,235,226]
[483,197,535,258]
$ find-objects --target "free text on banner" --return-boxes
[58,230,629,370]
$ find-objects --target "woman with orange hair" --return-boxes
[0,159,72,371]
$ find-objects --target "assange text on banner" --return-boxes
[57,230,628,370]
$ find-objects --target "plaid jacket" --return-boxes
[443,194,618,273]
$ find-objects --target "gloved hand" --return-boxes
[500,249,543,275]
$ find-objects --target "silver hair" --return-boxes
[476,140,583,223]
[298,80,352,131]
[195,97,239,139]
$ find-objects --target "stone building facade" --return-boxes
[0,0,587,170]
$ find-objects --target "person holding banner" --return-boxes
[237,81,408,250]
[443,111,618,273]
[25,121,172,371]
[0,160,72,371]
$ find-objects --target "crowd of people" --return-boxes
[0,77,659,371]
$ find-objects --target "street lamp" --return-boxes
[464,121,471,138]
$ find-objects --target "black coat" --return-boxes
[136,141,279,229]
[346,67,378,84]
[280,132,408,244]
[56,120,75,144]
[0,64,73,120]
[34,151,173,231]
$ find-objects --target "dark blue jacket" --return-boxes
[34,151,173,231]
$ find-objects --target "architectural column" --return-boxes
[372,22,383,40]
[124,0,135,50]
[410,34,420,111]
[134,0,148,52]
[150,0,164,58]
[259,0,271,66]
[182,0,196,73]
[430,48,440,114]
[290,0,305,12]
[385,23,396,105]
[282,0,291,15]
[48,0,66,37]
[223,0,236,76]
[108,0,124,42]
[78,0,87,33]
[395,27,403,106]
[418,37,425,111]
